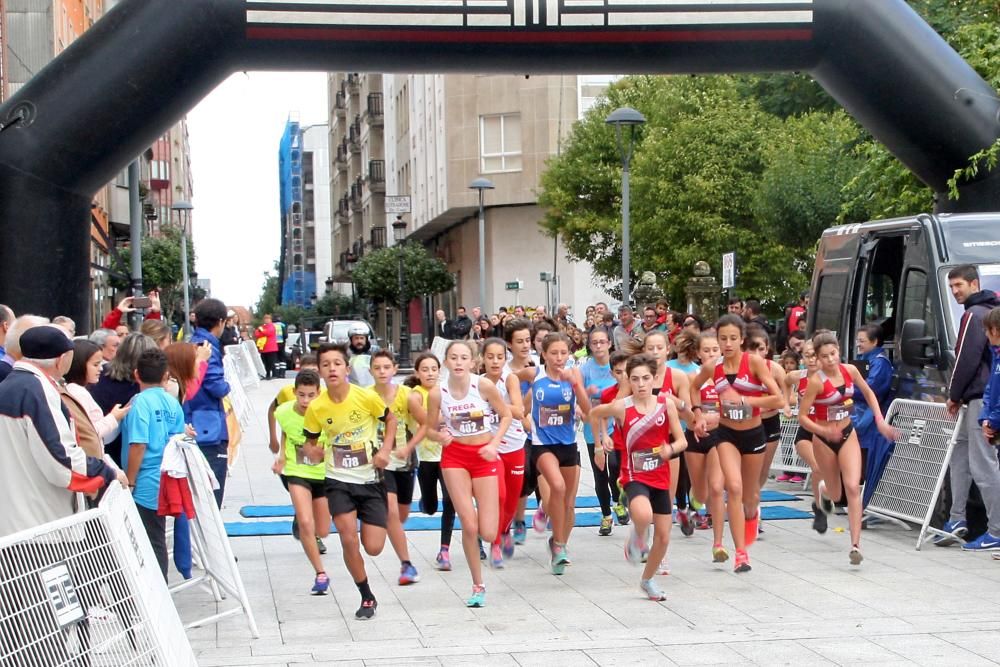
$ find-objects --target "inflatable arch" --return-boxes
[0,0,998,323]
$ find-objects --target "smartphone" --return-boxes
[132,296,152,309]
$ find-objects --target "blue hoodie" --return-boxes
[853,346,893,438]
[978,346,1000,429]
[184,327,231,445]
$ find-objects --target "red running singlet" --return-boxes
[619,396,673,490]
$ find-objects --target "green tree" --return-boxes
[352,243,454,306]
[111,224,196,322]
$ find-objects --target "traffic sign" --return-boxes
[505,280,524,291]
[385,195,411,214]
[722,251,736,289]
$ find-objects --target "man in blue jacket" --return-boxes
[186,298,232,506]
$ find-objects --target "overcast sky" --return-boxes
[187,72,328,309]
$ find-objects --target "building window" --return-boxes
[480,113,522,173]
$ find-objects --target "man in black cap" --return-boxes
[0,325,126,538]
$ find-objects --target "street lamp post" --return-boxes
[469,177,495,315]
[171,200,194,338]
[605,107,646,308]
[392,216,412,368]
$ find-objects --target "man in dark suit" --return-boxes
[435,309,455,339]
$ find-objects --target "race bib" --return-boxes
[830,408,852,421]
[332,443,370,469]
[631,448,663,472]
[539,404,571,427]
[454,410,487,435]
[702,400,720,415]
[295,445,323,467]
[722,401,752,421]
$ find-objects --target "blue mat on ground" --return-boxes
[237,489,800,519]
[226,504,811,537]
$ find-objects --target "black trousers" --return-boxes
[136,506,168,582]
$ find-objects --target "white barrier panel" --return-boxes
[771,412,812,480]
[430,336,451,383]
[223,354,254,429]
[225,343,260,391]
[243,339,267,379]
[863,399,962,550]
[0,484,196,666]
[169,441,259,636]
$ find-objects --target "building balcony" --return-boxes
[350,183,363,212]
[370,225,386,250]
[335,91,347,118]
[346,72,361,93]
[348,118,362,153]
[335,144,348,171]
[368,159,385,194]
[366,93,384,127]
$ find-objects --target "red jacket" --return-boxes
[255,322,278,353]
[101,308,161,330]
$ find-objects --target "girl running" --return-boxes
[783,340,827,532]
[425,341,512,607]
[406,353,457,572]
[747,326,788,538]
[797,331,897,565]
[531,332,590,574]
[686,331,729,562]
[481,337,528,568]
[690,315,783,573]
[503,318,537,544]
[590,354,687,601]
[370,351,420,586]
[271,370,331,594]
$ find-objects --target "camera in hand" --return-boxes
[132,295,152,309]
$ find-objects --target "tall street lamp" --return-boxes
[605,107,646,308]
[171,200,194,338]
[469,177,494,315]
[392,216,412,368]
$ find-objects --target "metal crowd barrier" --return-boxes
[0,485,196,666]
[863,399,963,550]
[770,411,813,488]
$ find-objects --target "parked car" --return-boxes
[285,329,322,369]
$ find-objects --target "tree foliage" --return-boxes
[111,224,197,322]
[352,243,455,307]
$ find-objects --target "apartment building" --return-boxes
[328,72,611,348]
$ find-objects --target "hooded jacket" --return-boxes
[949,290,1000,405]
[184,328,231,444]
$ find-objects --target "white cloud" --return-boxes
[187,71,328,309]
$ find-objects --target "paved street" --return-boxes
[175,380,1000,667]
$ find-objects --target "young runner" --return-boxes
[302,344,396,620]
[783,340,827,532]
[797,331,897,565]
[370,351,420,585]
[481,338,528,568]
[425,340,512,606]
[686,331,729,562]
[404,353,456,571]
[530,332,590,574]
[590,354,687,601]
[580,328,629,535]
[666,331,701,537]
[747,326,788,538]
[597,351,631,519]
[271,370,331,594]
[503,319,537,544]
[690,315,783,573]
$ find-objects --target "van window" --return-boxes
[864,273,897,327]
[901,268,935,340]
[814,272,848,335]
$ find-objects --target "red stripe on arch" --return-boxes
[246,26,813,44]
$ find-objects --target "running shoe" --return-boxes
[849,545,864,565]
[311,572,329,595]
[788,475,805,483]
[640,578,667,601]
[549,538,570,575]
[532,505,548,534]
[490,543,505,569]
[961,532,1000,551]
[811,503,829,534]
[501,530,515,559]
[744,511,759,548]
[817,480,834,515]
[677,509,695,537]
[733,548,751,573]
[656,557,670,576]
[695,513,711,531]
[355,598,377,620]
[599,516,613,537]
[689,495,705,512]
[479,540,487,561]
[932,519,968,546]
[775,473,792,482]
[316,537,327,555]
[625,527,648,564]
[436,546,452,571]
[712,544,729,563]
[513,520,527,545]
[613,502,631,526]
[398,563,420,586]
[466,584,487,608]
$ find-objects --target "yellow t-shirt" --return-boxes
[273,383,295,408]
[304,385,388,484]
[274,400,328,480]
[412,385,442,463]
[380,384,412,472]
